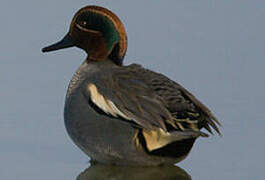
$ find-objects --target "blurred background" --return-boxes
[0,0,264,179]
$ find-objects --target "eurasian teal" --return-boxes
[42,5,221,166]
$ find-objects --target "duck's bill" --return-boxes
[42,34,74,53]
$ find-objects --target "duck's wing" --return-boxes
[127,64,221,135]
[82,66,173,132]
[82,63,221,136]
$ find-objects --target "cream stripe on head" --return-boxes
[88,83,131,120]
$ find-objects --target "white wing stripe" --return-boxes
[88,83,131,120]
[106,100,131,120]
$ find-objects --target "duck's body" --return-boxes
[64,60,197,165]
[43,5,221,166]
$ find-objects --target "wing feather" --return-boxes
[84,64,221,136]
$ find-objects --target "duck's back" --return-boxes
[124,63,221,134]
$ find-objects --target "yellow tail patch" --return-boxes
[142,129,177,151]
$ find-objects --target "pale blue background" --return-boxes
[1,0,264,179]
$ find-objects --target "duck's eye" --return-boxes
[79,21,88,27]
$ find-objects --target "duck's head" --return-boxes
[42,6,127,65]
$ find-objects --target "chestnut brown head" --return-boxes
[42,6,127,65]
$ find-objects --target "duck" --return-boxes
[42,5,221,166]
